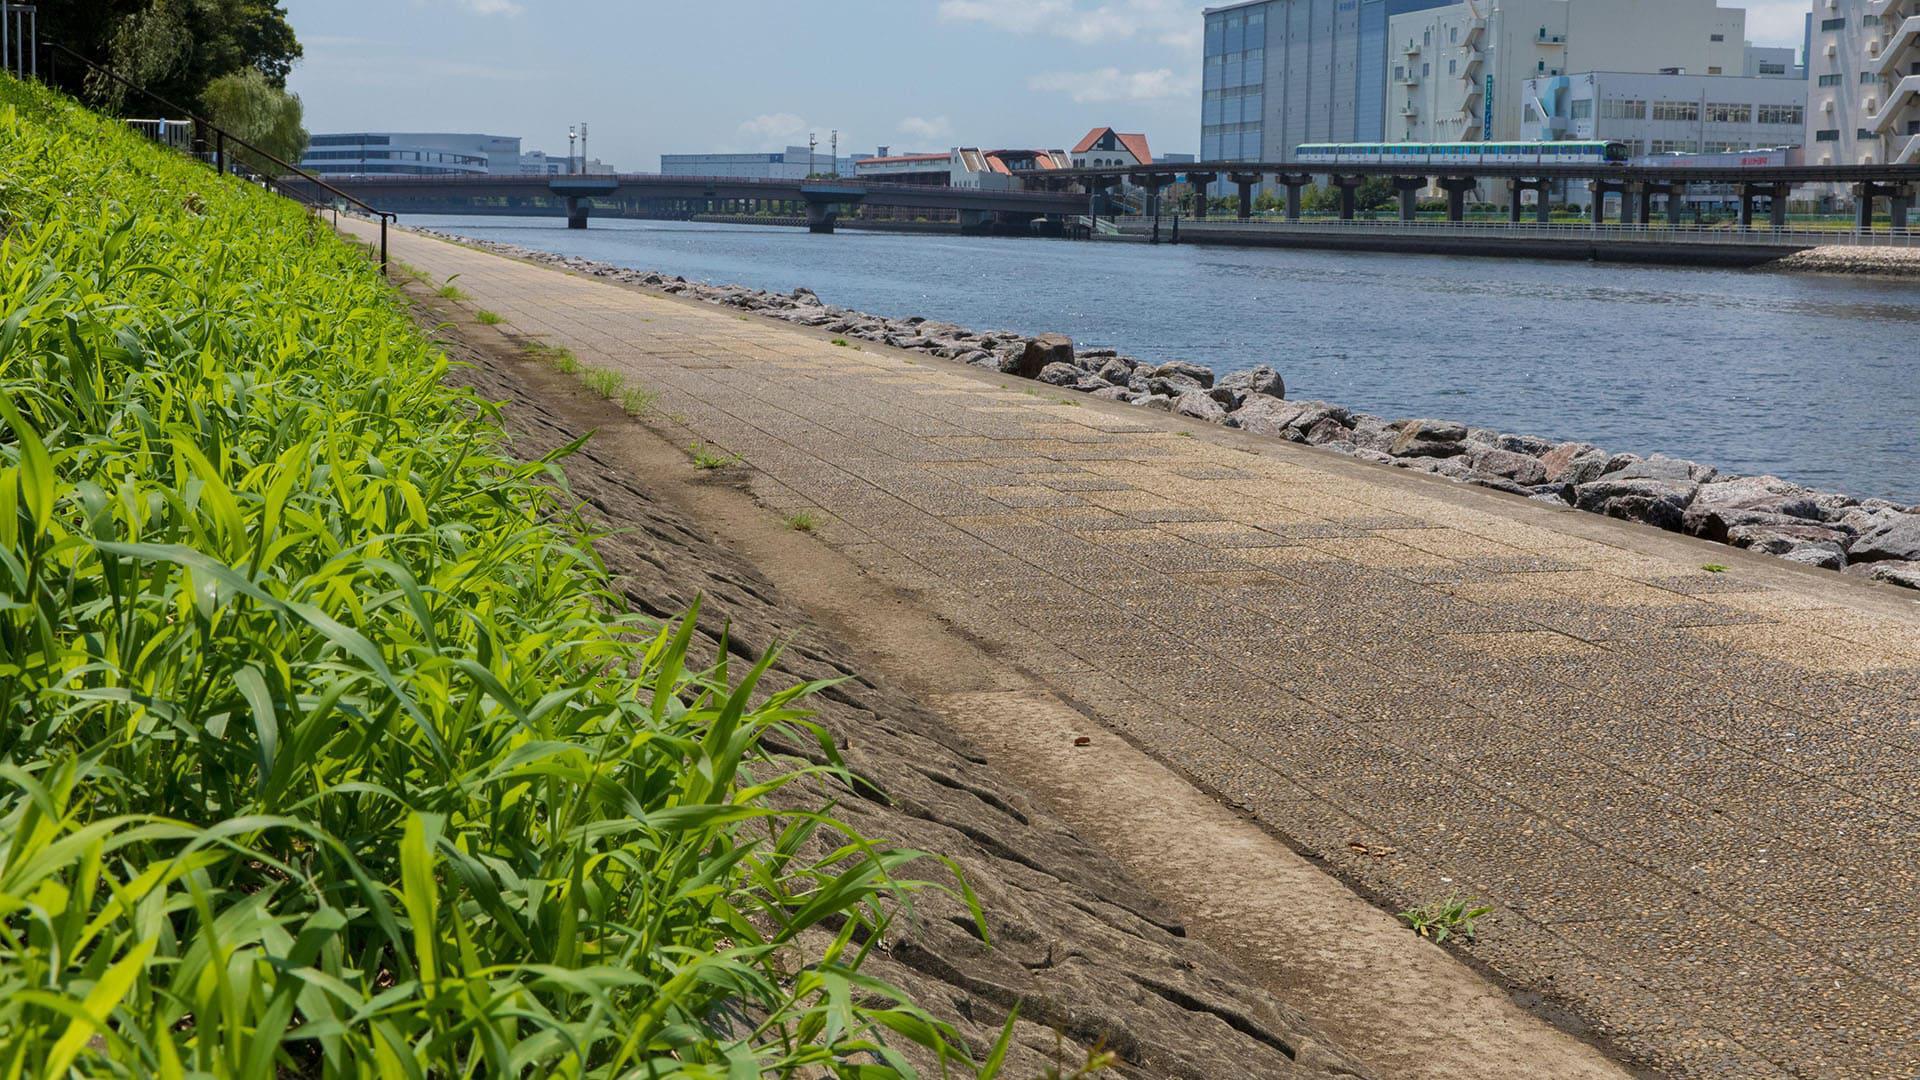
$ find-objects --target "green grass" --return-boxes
[621,384,660,416]
[785,510,820,532]
[581,366,624,398]
[1400,896,1493,944]
[689,441,741,470]
[0,72,985,1077]
[436,282,467,300]
[475,308,504,325]
[1703,563,1730,573]
[830,337,851,347]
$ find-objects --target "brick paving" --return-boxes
[361,222,1920,1078]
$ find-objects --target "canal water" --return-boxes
[412,215,1920,503]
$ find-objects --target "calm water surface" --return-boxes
[415,215,1920,502]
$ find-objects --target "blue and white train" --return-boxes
[1293,141,1631,166]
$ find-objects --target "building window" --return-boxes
[1706,103,1751,123]
[1758,62,1786,74]
[1859,128,1878,140]
[1711,33,1725,41]
[1817,73,1844,86]
[1394,64,1405,79]
[1449,59,1457,74]
[1757,103,1804,124]
[1571,99,1593,120]
[1649,139,1699,154]
[1820,17,1845,30]
[1603,98,1647,120]
[1707,66,1723,74]
[1423,62,1430,76]
[1652,101,1699,121]
[1814,129,1840,141]
[1863,72,1880,83]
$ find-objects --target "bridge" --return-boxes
[1063,159,1920,232]
[287,172,1088,234]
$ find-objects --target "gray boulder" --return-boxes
[1388,419,1470,458]
[1149,374,1208,398]
[1094,359,1134,385]
[1466,446,1549,486]
[1779,545,1847,571]
[1036,362,1083,387]
[1348,415,1396,453]
[1136,393,1175,411]
[1149,360,1215,389]
[1228,397,1351,441]
[1174,390,1228,424]
[1846,513,1920,564]
[1572,477,1699,532]
[1089,386,1133,402]
[1497,432,1557,456]
[1303,417,1355,446]
[1605,453,1719,484]
[1016,333,1075,379]
[1860,561,1920,590]
[1215,364,1285,401]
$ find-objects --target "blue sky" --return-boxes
[285,0,1813,171]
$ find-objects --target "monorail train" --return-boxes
[1294,141,1631,166]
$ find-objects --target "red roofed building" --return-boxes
[1071,127,1153,170]
[951,147,1074,189]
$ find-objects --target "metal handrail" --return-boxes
[1107,215,1920,247]
[36,41,395,275]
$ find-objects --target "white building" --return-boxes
[1070,127,1153,169]
[1386,0,1751,147]
[1523,70,1808,205]
[1806,0,1920,166]
[300,132,520,178]
[658,146,861,180]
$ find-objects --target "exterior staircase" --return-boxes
[1866,74,1920,132]
[1871,14,1920,77]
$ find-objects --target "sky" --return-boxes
[285,0,1816,171]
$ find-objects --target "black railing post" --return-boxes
[380,215,389,277]
[214,130,225,176]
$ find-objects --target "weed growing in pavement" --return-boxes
[831,337,851,346]
[785,510,819,532]
[1175,431,1194,438]
[475,309,504,325]
[689,441,740,469]
[1702,563,1729,573]
[621,384,659,415]
[0,72,985,1076]
[582,367,624,398]
[437,282,466,300]
[1400,896,1493,944]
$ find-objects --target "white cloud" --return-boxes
[736,112,812,148]
[938,0,1203,47]
[898,115,954,142]
[1029,66,1198,104]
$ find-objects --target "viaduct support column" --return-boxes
[1739,184,1760,230]
[1856,183,1885,231]
[565,196,588,230]
[1667,183,1689,227]
[1330,174,1364,221]
[1770,183,1791,230]
[1230,172,1263,220]
[1393,176,1425,222]
[1438,176,1476,222]
[1278,173,1312,221]
[1186,172,1218,219]
[1892,185,1914,231]
[1590,180,1632,226]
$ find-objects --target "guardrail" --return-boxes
[1108,215,1920,247]
[29,41,396,274]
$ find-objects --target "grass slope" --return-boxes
[0,75,987,1077]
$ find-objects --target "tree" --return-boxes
[201,68,306,174]
[42,0,302,118]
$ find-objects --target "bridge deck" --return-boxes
[348,220,1920,1079]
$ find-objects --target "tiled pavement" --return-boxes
[362,222,1920,1078]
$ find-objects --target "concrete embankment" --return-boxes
[410,226,1920,594]
[1124,221,1807,267]
[406,279,1380,1079]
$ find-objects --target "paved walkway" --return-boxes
[361,223,1920,1078]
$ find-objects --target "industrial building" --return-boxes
[1385,0,1751,148]
[1200,0,1456,168]
[1805,0,1919,166]
[298,133,602,178]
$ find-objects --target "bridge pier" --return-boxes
[1187,172,1218,219]
[1890,185,1914,231]
[1850,182,1909,231]
[1278,173,1312,222]
[1230,172,1263,220]
[1438,177,1477,222]
[565,196,590,229]
[1590,180,1631,226]
[1330,174,1365,220]
[1392,177,1424,221]
[1508,178,1551,224]
[1665,182,1689,226]
[805,201,840,234]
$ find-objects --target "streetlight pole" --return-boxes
[580,121,589,174]
[831,129,838,178]
[568,125,576,175]
[808,133,817,178]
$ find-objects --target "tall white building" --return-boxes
[1385,0,1750,146]
[1806,0,1920,165]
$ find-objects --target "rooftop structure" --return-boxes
[1071,127,1153,169]
[659,146,863,180]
